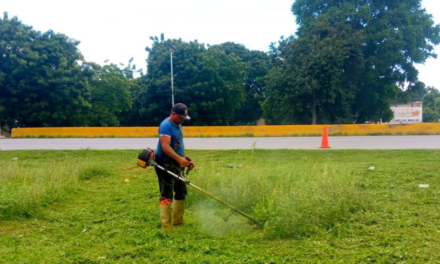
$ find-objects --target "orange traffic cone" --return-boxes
[320,124,331,148]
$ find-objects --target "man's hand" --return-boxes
[178,157,192,167]
[160,135,195,169]
[185,156,195,169]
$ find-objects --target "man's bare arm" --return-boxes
[160,136,191,167]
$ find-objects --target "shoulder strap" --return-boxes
[173,126,182,151]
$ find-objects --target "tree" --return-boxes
[393,81,428,104]
[82,63,134,127]
[263,0,440,124]
[0,13,91,129]
[118,75,144,126]
[216,42,271,125]
[138,36,246,126]
[264,16,365,124]
[422,87,440,122]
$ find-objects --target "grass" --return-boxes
[0,161,79,219]
[0,151,115,219]
[1,149,440,263]
[187,152,368,238]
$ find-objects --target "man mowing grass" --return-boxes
[154,103,196,229]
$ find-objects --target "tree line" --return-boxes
[1,0,440,131]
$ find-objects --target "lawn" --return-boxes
[1,149,439,263]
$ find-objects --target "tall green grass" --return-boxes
[0,161,79,219]
[186,152,369,238]
[0,159,113,220]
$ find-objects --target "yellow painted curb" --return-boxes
[11,123,440,138]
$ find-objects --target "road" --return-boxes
[1,136,440,150]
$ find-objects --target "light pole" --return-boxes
[169,43,176,107]
[170,50,174,107]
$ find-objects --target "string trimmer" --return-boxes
[137,148,261,227]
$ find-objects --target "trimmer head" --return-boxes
[222,210,234,222]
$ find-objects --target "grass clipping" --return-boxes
[187,156,368,239]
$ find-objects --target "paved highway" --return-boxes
[1,136,440,150]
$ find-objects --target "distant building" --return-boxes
[390,101,423,124]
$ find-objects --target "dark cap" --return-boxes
[172,103,191,120]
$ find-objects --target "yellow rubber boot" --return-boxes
[172,200,185,226]
[160,205,171,230]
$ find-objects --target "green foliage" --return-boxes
[423,87,440,122]
[404,82,428,103]
[0,13,91,129]
[83,63,136,126]
[2,3,439,129]
[118,76,145,127]
[138,36,246,126]
[0,14,144,130]
[264,17,364,124]
[216,42,271,125]
[263,0,440,124]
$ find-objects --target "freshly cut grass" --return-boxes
[78,166,114,180]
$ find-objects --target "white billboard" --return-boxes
[390,106,423,124]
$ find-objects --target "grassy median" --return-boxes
[1,149,439,263]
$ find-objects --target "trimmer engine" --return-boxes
[137,148,157,168]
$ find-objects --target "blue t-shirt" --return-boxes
[155,118,185,160]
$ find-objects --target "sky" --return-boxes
[1,0,439,89]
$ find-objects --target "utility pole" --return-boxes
[169,43,176,107]
[170,50,174,107]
